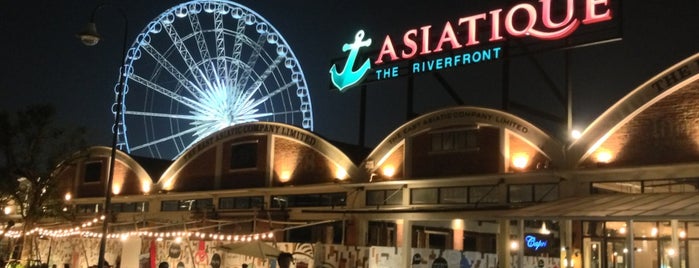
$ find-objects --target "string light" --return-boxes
[1,226,276,243]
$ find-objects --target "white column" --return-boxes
[401,219,412,268]
[452,219,464,251]
[564,220,573,268]
[356,218,369,246]
[517,220,524,268]
[498,219,511,268]
[626,220,634,268]
[671,219,679,268]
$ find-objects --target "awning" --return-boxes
[502,193,699,221]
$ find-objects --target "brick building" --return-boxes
[6,53,699,268]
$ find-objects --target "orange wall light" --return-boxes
[594,149,613,163]
[381,165,396,178]
[279,170,292,183]
[511,152,529,169]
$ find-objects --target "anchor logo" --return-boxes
[330,30,372,91]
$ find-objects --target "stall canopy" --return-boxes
[503,193,699,221]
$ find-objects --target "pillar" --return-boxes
[452,219,464,251]
[325,225,334,244]
[401,219,413,268]
[563,220,573,268]
[626,220,634,268]
[396,219,404,247]
[671,219,679,268]
[497,219,511,268]
[353,217,368,246]
[517,220,524,268]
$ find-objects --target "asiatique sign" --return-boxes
[329,0,614,91]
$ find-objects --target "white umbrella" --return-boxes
[217,241,281,260]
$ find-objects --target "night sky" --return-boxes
[0,0,697,157]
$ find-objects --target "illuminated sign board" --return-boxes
[525,235,548,251]
[330,0,614,91]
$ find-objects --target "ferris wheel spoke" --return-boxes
[125,110,203,121]
[231,110,301,123]
[243,109,301,120]
[235,112,273,121]
[130,126,199,151]
[245,55,284,96]
[130,74,205,111]
[188,13,215,79]
[141,44,200,97]
[229,19,247,84]
[246,81,296,111]
[163,21,207,88]
[236,34,268,92]
[214,12,227,78]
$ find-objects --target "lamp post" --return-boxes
[77,4,128,268]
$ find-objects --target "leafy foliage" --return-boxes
[0,104,85,223]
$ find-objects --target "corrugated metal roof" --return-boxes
[503,193,699,220]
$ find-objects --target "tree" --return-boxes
[0,104,85,262]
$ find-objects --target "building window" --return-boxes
[592,178,699,194]
[411,188,439,204]
[642,178,699,193]
[431,129,478,153]
[230,142,258,170]
[287,221,344,244]
[591,181,641,194]
[366,189,403,206]
[509,185,533,203]
[508,183,558,203]
[439,187,469,204]
[219,196,264,209]
[76,203,102,214]
[468,186,499,204]
[270,193,346,208]
[161,199,214,211]
[111,202,148,213]
[84,161,102,183]
[410,186,497,205]
[368,221,397,246]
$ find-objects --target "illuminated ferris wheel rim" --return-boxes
[116,0,313,160]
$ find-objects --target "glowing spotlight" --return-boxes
[279,170,292,183]
[510,240,519,251]
[540,222,551,235]
[594,150,613,163]
[335,168,347,180]
[667,248,676,256]
[142,182,152,194]
[571,129,582,140]
[112,184,122,195]
[381,165,396,178]
[512,153,529,169]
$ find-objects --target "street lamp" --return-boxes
[77,4,128,268]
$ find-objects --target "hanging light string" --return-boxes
[0,215,275,242]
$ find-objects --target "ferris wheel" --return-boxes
[115,0,313,160]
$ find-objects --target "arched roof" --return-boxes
[363,106,564,168]
[159,122,362,187]
[56,146,156,189]
[568,53,699,165]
